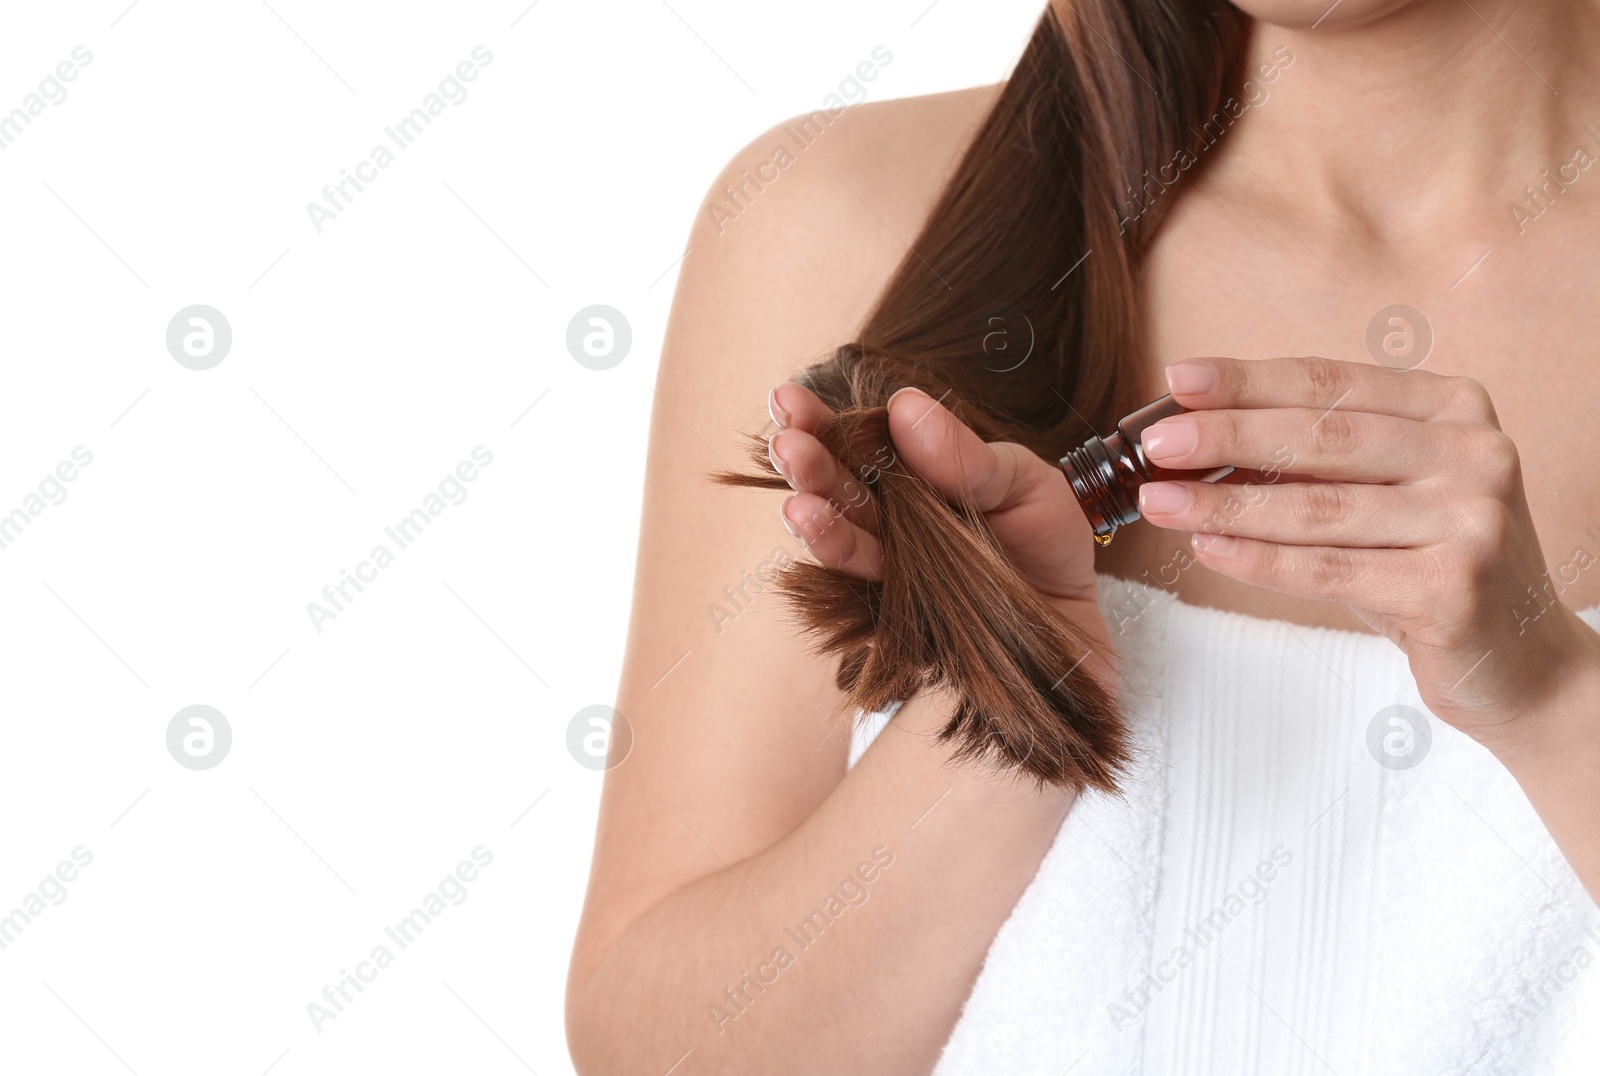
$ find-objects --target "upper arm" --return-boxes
[568,87,998,987]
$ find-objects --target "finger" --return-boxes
[781,493,883,580]
[1186,532,1423,611]
[1162,355,1500,428]
[886,387,1054,514]
[769,381,834,434]
[1137,479,1455,548]
[769,427,881,535]
[1140,407,1456,483]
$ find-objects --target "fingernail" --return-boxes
[1192,532,1236,555]
[767,432,791,480]
[1141,417,1198,461]
[1138,481,1191,516]
[888,386,936,427]
[779,496,802,539]
[769,385,792,428]
[1165,361,1216,396]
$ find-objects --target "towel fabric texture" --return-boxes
[848,575,1600,1075]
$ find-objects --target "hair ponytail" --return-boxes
[716,2,1247,791]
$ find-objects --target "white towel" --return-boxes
[850,576,1600,1075]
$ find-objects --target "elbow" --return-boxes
[565,945,637,1076]
[564,961,607,1074]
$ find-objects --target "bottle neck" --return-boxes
[1059,433,1141,539]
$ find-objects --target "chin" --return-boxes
[1231,0,1422,31]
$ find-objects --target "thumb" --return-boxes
[886,387,1038,513]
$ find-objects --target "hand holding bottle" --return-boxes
[1134,355,1600,743]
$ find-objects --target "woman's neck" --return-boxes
[1212,0,1600,244]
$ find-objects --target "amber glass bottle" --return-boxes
[1059,394,1233,544]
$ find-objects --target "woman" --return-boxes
[567,0,1600,1071]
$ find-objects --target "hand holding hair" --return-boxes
[716,378,1130,792]
[771,383,1106,608]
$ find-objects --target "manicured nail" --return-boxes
[1192,532,1236,555]
[1165,361,1216,396]
[769,385,792,428]
[779,496,802,539]
[1138,481,1191,516]
[888,386,936,430]
[767,431,791,480]
[1141,416,1198,461]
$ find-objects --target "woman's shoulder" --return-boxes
[699,83,1002,244]
[670,84,1003,364]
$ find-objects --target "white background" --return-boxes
[0,1,1046,1073]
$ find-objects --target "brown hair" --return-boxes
[716,1,1248,792]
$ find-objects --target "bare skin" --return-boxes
[566,87,1061,1076]
[568,2,1600,1073]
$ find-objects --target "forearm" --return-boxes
[1488,607,1600,904]
[566,686,1077,1075]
